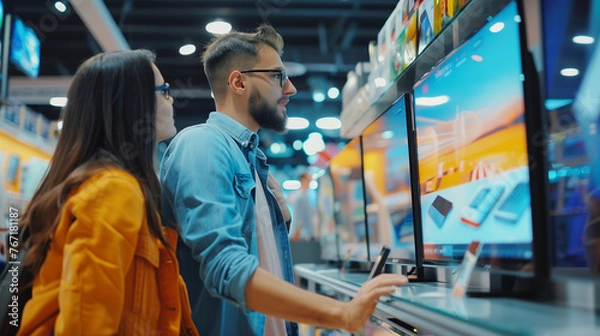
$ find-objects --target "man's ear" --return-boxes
[228,71,246,96]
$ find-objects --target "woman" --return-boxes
[16,50,198,335]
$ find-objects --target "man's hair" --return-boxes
[201,24,284,98]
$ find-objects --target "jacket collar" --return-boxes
[206,112,259,151]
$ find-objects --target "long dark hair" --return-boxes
[20,49,168,281]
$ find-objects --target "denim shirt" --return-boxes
[160,112,297,336]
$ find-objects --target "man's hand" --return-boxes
[267,173,291,223]
[341,274,408,332]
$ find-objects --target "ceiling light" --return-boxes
[415,95,449,107]
[205,20,232,35]
[57,120,63,131]
[573,35,595,45]
[282,180,301,191]
[283,62,307,77]
[293,140,303,151]
[54,1,67,13]
[327,87,340,99]
[50,97,68,107]
[489,22,505,33]
[287,117,309,130]
[560,68,579,77]
[312,91,326,103]
[179,43,196,56]
[316,117,341,130]
[309,181,318,190]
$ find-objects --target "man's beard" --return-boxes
[249,90,287,133]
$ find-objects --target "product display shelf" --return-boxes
[341,0,513,139]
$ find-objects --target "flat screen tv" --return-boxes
[11,17,41,79]
[543,0,600,280]
[362,94,416,265]
[329,136,369,262]
[412,0,546,277]
[315,166,340,262]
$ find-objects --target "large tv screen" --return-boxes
[362,94,416,265]
[11,17,41,79]
[329,137,369,262]
[413,1,536,273]
[315,166,339,262]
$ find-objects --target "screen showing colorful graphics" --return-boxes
[413,1,533,268]
[11,18,41,79]
[362,95,415,264]
[330,137,369,261]
[315,166,339,261]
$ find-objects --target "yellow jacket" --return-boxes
[19,169,199,336]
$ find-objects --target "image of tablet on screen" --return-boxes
[461,184,505,227]
[495,182,530,222]
[428,195,453,228]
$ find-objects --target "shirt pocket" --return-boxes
[233,173,254,199]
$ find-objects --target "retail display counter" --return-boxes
[295,264,600,336]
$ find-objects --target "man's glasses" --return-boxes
[155,83,170,99]
[240,68,288,89]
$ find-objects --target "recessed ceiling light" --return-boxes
[573,35,595,45]
[179,44,196,56]
[283,62,307,77]
[312,91,326,103]
[50,97,68,107]
[205,20,232,35]
[560,68,579,77]
[287,117,309,130]
[54,1,67,13]
[316,117,341,130]
[327,87,340,99]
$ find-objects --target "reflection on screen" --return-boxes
[330,137,368,261]
[362,95,415,264]
[413,1,533,269]
[316,167,339,261]
[11,18,41,79]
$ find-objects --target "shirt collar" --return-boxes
[206,112,259,150]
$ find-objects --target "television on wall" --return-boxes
[412,0,546,278]
[11,17,41,79]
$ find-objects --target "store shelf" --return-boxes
[341,0,513,139]
[0,120,56,155]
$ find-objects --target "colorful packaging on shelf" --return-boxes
[403,10,419,69]
[434,0,458,35]
[418,0,435,54]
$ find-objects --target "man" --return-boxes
[288,171,316,241]
[160,25,407,336]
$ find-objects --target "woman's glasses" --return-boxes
[155,83,170,99]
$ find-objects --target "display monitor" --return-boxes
[329,137,369,261]
[315,166,339,262]
[412,1,540,274]
[11,17,41,79]
[543,0,600,279]
[362,94,416,264]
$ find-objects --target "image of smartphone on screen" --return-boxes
[368,245,391,279]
